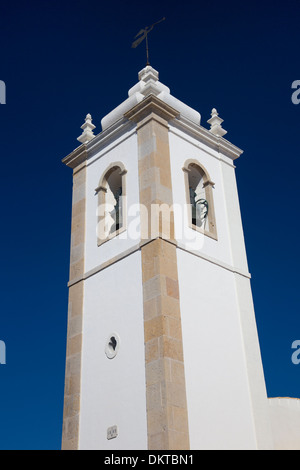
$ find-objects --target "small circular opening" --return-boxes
[105,333,120,359]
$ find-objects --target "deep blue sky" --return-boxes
[0,0,299,450]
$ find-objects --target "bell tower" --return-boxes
[61,66,274,450]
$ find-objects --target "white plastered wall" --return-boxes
[79,126,147,449]
[79,251,147,450]
[168,126,234,267]
[269,398,300,450]
[177,250,257,449]
[84,128,141,273]
[169,124,273,449]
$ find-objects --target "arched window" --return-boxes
[96,163,127,245]
[183,160,217,240]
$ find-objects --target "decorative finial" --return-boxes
[207,108,227,137]
[77,113,96,144]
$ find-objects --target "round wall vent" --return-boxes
[105,333,120,359]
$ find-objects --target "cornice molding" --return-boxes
[62,144,88,169]
[124,93,180,125]
[62,95,243,170]
[67,236,251,288]
[62,118,135,170]
[171,115,243,161]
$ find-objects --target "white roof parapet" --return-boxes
[77,113,96,144]
[207,108,227,137]
[100,92,144,132]
[101,66,201,131]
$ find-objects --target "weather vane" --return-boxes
[131,17,166,66]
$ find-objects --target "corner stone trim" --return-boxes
[61,164,86,450]
[127,95,190,450]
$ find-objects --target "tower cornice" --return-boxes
[62,144,88,170]
[62,95,243,173]
[124,93,180,126]
[171,115,244,161]
[62,118,135,170]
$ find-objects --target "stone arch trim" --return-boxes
[96,162,128,246]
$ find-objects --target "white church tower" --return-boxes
[61,66,300,450]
